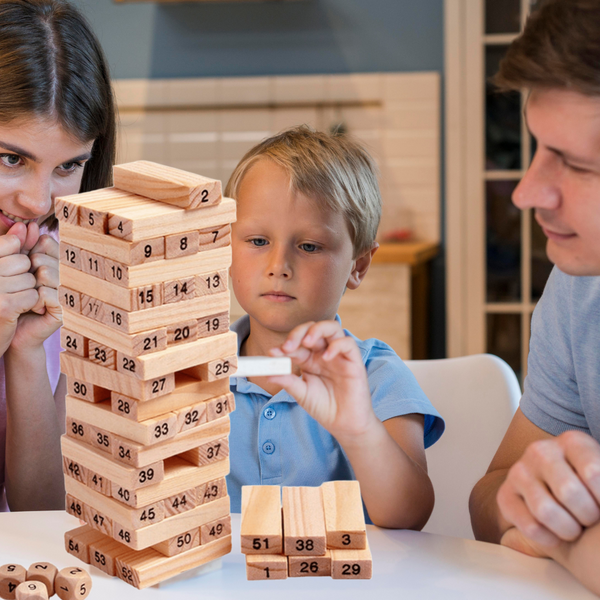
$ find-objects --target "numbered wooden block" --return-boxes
[198,224,230,252]
[14,581,47,600]
[0,564,26,599]
[321,480,367,549]
[59,243,82,270]
[66,418,93,446]
[66,494,85,521]
[63,457,88,485]
[152,528,200,557]
[201,515,231,545]
[79,205,108,234]
[241,486,282,555]
[84,501,113,536]
[184,356,236,382]
[88,341,116,369]
[246,555,287,581]
[206,392,234,422]
[58,287,81,314]
[101,305,130,333]
[67,378,109,403]
[80,250,105,279]
[197,312,229,339]
[64,525,106,564]
[80,295,104,322]
[163,489,197,517]
[330,541,372,579]
[196,477,227,507]
[26,563,57,597]
[129,237,165,265]
[176,401,208,433]
[163,277,195,304]
[88,536,131,576]
[87,425,113,455]
[167,320,198,346]
[115,353,141,378]
[180,436,229,467]
[55,198,79,226]
[130,284,162,310]
[55,567,91,600]
[86,470,112,496]
[165,231,199,259]
[60,329,87,357]
[104,258,129,287]
[195,270,228,297]
[283,486,327,556]
[288,551,331,577]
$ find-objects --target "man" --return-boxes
[470,0,600,594]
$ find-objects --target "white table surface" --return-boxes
[0,511,595,599]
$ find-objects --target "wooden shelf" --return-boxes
[372,242,439,266]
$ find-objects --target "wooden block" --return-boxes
[330,540,372,579]
[198,224,230,252]
[61,435,164,490]
[66,396,178,446]
[64,525,106,564]
[200,515,231,545]
[86,470,112,496]
[175,400,208,433]
[55,567,91,600]
[26,563,57,597]
[79,295,104,322]
[103,258,129,287]
[66,494,84,521]
[288,552,332,577]
[87,425,112,455]
[113,161,222,209]
[110,416,230,468]
[66,418,93,446]
[14,581,47,600]
[62,457,88,485]
[88,535,131,576]
[0,564,26,600]
[59,242,82,270]
[84,502,113,536]
[58,287,80,313]
[110,457,230,509]
[163,489,197,517]
[197,312,229,339]
[321,480,367,549]
[179,436,229,468]
[167,320,198,345]
[165,231,199,259]
[115,534,231,589]
[195,269,228,297]
[240,486,282,555]
[111,495,230,550]
[60,329,87,357]
[59,221,165,265]
[56,198,79,226]
[80,250,104,279]
[66,377,109,403]
[162,277,195,304]
[152,528,200,557]
[65,477,165,530]
[246,555,287,581]
[79,205,108,235]
[130,284,162,310]
[196,477,227,507]
[112,376,228,423]
[283,487,327,556]
[234,356,292,378]
[206,392,235,422]
[63,290,229,336]
[184,355,236,382]
[88,341,115,370]
[61,353,175,401]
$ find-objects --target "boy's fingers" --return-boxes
[322,336,362,362]
[268,373,307,404]
[281,321,315,353]
[303,320,345,349]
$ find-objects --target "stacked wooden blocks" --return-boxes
[241,481,372,580]
[58,161,237,589]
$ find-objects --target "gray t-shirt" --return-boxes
[521,266,600,441]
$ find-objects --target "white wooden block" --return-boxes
[233,357,292,378]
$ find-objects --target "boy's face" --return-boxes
[231,158,357,335]
[513,88,600,275]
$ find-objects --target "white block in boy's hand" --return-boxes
[234,357,292,378]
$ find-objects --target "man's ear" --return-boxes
[346,242,379,290]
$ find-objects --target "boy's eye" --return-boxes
[300,243,318,253]
[249,238,268,247]
[0,154,22,167]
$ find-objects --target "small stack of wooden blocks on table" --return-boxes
[241,481,372,580]
[58,161,237,589]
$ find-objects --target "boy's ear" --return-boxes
[346,243,379,290]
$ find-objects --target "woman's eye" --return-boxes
[0,154,22,167]
[59,161,84,173]
[250,238,268,247]
[300,243,318,253]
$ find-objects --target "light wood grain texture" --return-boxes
[60,329,87,357]
[165,231,200,259]
[66,417,94,447]
[178,436,229,468]
[288,551,331,577]
[88,535,131,576]
[205,393,235,423]
[26,563,57,597]
[88,341,116,370]
[63,457,88,485]
[240,486,282,555]
[86,470,112,497]
[14,581,48,600]
[61,435,164,490]
[196,477,227,507]
[321,480,367,549]
[63,525,105,564]
[59,242,82,270]
[83,503,113,536]
[167,320,198,345]
[56,187,132,227]
[330,540,372,579]
[152,528,200,557]
[54,567,91,600]
[245,555,287,581]
[197,312,229,339]
[195,269,228,297]
[162,277,195,304]
[113,161,222,209]
[198,224,230,252]
[282,487,327,556]
[200,515,231,545]
[163,489,197,518]
[183,355,236,382]
[65,494,84,521]
[66,378,109,403]
[58,287,81,314]
[80,250,105,279]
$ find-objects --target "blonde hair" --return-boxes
[225,125,382,258]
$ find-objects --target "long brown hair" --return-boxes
[495,0,600,95]
[0,0,116,229]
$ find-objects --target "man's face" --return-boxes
[513,88,600,275]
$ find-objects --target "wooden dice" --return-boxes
[14,582,47,600]
[26,564,57,597]
[55,568,91,600]
[0,564,26,600]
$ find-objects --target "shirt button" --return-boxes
[263,407,276,420]
[262,441,275,454]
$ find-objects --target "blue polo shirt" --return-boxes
[227,315,444,514]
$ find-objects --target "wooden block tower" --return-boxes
[58,161,237,589]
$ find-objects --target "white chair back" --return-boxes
[406,354,520,539]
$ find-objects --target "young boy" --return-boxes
[225,126,444,529]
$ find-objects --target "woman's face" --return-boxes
[0,115,94,234]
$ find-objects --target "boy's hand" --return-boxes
[269,320,379,442]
